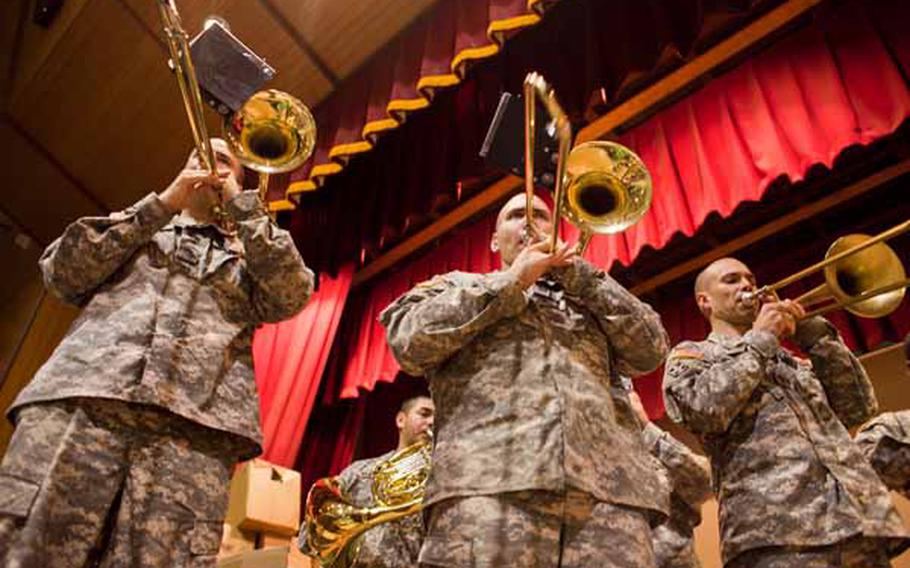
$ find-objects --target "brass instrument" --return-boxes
[523,72,652,253]
[304,434,432,568]
[156,1,316,218]
[742,219,910,318]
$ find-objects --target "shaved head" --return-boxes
[492,192,553,267]
[694,257,758,330]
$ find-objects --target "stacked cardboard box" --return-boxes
[217,459,314,568]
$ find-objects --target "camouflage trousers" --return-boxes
[419,489,656,568]
[727,535,892,568]
[0,399,242,568]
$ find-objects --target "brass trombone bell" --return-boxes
[523,72,651,254]
[796,234,907,318]
[564,141,652,248]
[744,219,910,318]
[224,89,316,175]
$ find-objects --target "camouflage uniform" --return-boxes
[641,422,712,568]
[855,410,910,498]
[298,451,424,568]
[0,191,313,568]
[663,318,910,567]
[381,260,671,567]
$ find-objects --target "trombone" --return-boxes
[156,0,316,222]
[523,72,652,253]
[742,219,910,318]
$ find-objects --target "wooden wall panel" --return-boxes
[272,0,438,81]
[8,0,90,101]
[123,0,334,106]
[0,292,79,456]
[9,1,210,211]
[0,120,104,245]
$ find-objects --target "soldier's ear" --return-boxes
[395,411,406,430]
[490,233,500,253]
[696,292,711,318]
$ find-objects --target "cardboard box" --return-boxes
[217,546,289,568]
[226,459,301,536]
[218,523,256,560]
[217,545,314,568]
[259,533,292,549]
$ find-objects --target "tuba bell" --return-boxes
[304,434,432,568]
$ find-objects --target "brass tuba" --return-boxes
[523,72,652,253]
[304,435,432,568]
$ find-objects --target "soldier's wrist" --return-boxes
[744,329,779,360]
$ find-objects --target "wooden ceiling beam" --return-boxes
[351,0,824,289]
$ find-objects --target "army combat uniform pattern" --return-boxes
[0,191,313,568]
[381,259,671,567]
[663,318,909,567]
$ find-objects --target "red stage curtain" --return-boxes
[253,265,354,467]
[331,0,910,407]
[277,0,550,206]
[294,397,366,496]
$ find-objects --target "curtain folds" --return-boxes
[330,0,910,406]
[253,265,354,467]
[276,0,550,207]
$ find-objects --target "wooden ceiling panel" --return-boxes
[0,120,105,246]
[9,0,90,101]
[0,1,25,98]
[123,0,334,107]
[272,0,439,81]
[8,1,215,211]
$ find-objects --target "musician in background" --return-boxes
[625,388,712,568]
[381,192,670,568]
[0,139,313,568]
[855,334,910,499]
[300,395,434,568]
[663,257,909,568]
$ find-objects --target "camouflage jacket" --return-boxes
[855,410,910,498]
[299,451,423,568]
[642,422,712,568]
[9,191,313,458]
[663,319,909,564]
[380,260,671,516]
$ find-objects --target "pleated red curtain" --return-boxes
[253,265,354,467]
[331,0,910,406]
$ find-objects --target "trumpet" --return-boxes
[742,219,910,318]
[156,1,315,224]
[523,72,652,254]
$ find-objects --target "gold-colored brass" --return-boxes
[223,89,316,203]
[523,72,652,253]
[304,436,432,568]
[156,1,316,215]
[743,220,910,318]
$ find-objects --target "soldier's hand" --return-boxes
[753,301,797,339]
[508,241,577,289]
[160,167,222,213]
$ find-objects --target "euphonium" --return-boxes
[304,433,432,568]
